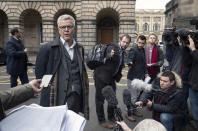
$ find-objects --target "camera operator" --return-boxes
[162,28,178,66]
[135,71,185,131]
[188,34,198,129]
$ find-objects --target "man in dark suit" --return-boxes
[35,14,89,120]
[6,27,29,88]
[94,34,131,129]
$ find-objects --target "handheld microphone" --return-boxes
[102,85,118,106]
[102,85,123,131]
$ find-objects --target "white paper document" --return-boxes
[0,104,86,131]
[40,75,53,87]
[144,76,151,83]
[147,63,157,66]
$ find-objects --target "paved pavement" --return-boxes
[0,63,152,131]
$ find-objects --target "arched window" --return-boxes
[135,23,139,31]
[143,23,149,31]
[153,23,160,31]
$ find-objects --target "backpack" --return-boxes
[86,44,108,70]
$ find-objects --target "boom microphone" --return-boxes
[102,85,118,106]
[102,86,124,131]
[131,79,152,92]
[131,79,166,95]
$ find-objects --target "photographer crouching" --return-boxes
[135,71,185,131]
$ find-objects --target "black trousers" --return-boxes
[65,92,82,114]
[94,76,116,122]
[10,72,29,88]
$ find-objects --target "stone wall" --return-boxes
[0,0,136,53]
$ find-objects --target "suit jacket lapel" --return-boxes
[76,44,83,75]
[58,40,69,72]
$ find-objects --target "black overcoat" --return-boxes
[6,37,28,75]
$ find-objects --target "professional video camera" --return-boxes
[177,28,198,49]
[102,86,123,131]
[162,27,178,46]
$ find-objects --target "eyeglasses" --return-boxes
[59,25,74,30]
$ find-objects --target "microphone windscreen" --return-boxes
[123,89,131,106]
[102,85,118,106]
[131,79,152,92]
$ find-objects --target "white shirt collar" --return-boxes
[13,36,19,41]
[60,37,76,48]
[119,43,122,50]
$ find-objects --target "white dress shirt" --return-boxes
[60,37,76,60]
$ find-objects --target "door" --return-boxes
[101,29,113,44]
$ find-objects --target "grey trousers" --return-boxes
[127,79,142,107]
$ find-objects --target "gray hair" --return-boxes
[57,14,75,27]
[133,119,167,131]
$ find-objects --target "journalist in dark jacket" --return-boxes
[94,34,131,129]
[0,79,43,121]
[6,27,29,87]
[136,71,185,131]
[125,35,148,121]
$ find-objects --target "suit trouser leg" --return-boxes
[107,81,116,119]
[10,74,18,88]
[94,77,106,122]
[66,92,82,114]
[127,79,141,115]
[19,72,29,84]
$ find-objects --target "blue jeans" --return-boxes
[160,113,173,131]
[189,88,198,128]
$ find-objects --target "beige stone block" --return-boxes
[34,2,40,10]
[102,1,107,8]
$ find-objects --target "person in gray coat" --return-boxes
[35,14,89,119]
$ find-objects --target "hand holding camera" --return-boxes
[188,35,196,51]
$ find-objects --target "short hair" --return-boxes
[57,14,75,27]
[10,27,19,36]
[120,34,131,43]
[137,35,146,42]
[133,119,167,131]
[149,33,158,40]
[161,71,176,82]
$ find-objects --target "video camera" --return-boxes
[162,27,178,46]
[176,28,198,49]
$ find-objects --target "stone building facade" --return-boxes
[135,9,165,42]
[0,0,136,54]
[165,0,198,30]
